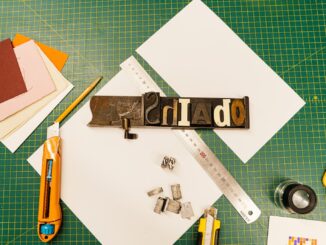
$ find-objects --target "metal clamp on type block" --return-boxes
[122,118,137,140]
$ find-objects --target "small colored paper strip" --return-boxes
[12,33,68,71]
[288,236,317,245]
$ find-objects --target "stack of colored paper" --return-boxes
[0,34,74,152]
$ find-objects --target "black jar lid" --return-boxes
[283,184,317,214]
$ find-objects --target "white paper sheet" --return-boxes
[1,50,73,153]
[28,68,222,245]
[136,0,305,163]
[267,216,326,245]
[0,48,69,139]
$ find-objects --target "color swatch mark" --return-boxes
[288,236,317,245]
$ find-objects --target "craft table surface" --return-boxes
[0,1,325,244]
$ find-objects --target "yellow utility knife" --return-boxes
[198,207,221,245]
[37,76,102,242]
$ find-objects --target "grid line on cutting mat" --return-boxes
[0,0,325,244]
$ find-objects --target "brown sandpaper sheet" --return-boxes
[0,38,27,103]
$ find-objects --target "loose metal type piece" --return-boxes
[147,187,164,197]
[165,198,181,214]
[161,156,176,170]
[153,197,182,214]
[180,202,194,219]
[171,184,182,201]
[150,183,194,218]
[88,92,250,132]
[154,197,167,214]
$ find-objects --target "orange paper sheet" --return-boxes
[13,33,68,71]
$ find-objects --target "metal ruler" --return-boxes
[121,56,261,224]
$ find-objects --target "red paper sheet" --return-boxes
[0,39,27,103]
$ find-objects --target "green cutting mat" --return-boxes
[0,0,325,244]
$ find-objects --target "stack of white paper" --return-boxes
[0,41,73,152]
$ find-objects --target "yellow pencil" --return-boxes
[55,76,103,124]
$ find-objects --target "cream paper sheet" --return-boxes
[136,0,305,163]
[28,67,222,245]
[0,47,69,139]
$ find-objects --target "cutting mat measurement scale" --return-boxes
[121,56,261,224]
